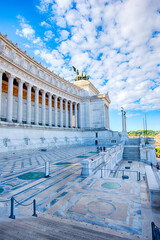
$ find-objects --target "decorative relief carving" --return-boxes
[0,42,5,54]
[49,76,52,83]
[3,138,10,147]
[9,50,15,60]
[36,68,39,76]
[40,137,45,143]
[24,137,30,145]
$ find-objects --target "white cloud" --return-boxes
[44,30,54,41]
[16,15,35,40]
[37,0,53,13]
[17,0,160,111]
[52,0,72,15]
[16,15,43,47]
[60,30,69,41]
[40,21,51,28]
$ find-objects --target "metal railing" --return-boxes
[81,166,143,181]
[0,197,37,219]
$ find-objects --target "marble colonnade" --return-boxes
[0,71,81,128]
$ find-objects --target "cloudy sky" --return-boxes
[0,0,160,131]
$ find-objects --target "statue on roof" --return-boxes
[72,66,90,81]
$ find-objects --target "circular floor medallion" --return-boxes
[18,172,45,180]
[87,200,116,216]
[0,187,4,194]
[77,156,88,158]
[55,162,71,166]
[41,149,47,152]
[122,175,129,179]
[102,182,121,189]
[125,166,130,169]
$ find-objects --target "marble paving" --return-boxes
[0,146,159,240]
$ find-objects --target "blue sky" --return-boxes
[0,0,160,131]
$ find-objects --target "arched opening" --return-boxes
[1,73,8,121]
[39,90,42,125]
[95,140,98,145]
[68,101,71,128]
[73,103,75,128]
[13,78,18,123]
[45,93,49,126]
[22,83,27,124]
[63,99,65,127]
[31,87,35,124]
[52,95,55,126]
[57,97,60,127]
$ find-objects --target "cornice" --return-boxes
[0,54,82,102]
[98,93,111,104]
[72,79,99,95]
[0,33,82,92]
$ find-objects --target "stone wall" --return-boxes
[0,124,122,153]
[81,143,124,177]
[140,137,156,165]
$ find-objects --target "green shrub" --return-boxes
[155,148,160,153]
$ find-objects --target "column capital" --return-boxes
[47,92,52,96]
[26,82,32,88]
[35,86,40,92]
[0,68,4,74]
[41,89,46,94]
[8,74,16,80]
[17,78,24,84]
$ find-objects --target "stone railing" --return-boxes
[140,137,156,165]
[145,166,160,207]
[81,143,124,176]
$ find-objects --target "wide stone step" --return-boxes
[123,155,140,157]
[123,154,140,157]
[0,216,129,240]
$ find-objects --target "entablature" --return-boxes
[0,33,82,97]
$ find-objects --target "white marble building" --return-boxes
[0,33,121,152]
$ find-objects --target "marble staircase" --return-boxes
[123,138,140,161]
[0,216,129,240]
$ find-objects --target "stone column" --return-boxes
[107,106,110,129]
[60,97,63,127]
[42,91,46,126]
[7,75,14,122]
[27,83,31,124]
[121,109,125,132]
[17,79,23,123]
[105,105,110,129]
[70,101,73,128]
[0,70,3,119]
[35,87,39,125]
[124,113,127,132]
[75,102,77,128]
[54,96,57,127]
[48,93,52,126]
[78,103,82,128]
[65,100,68,128]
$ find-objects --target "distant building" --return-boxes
[155,134,160,148]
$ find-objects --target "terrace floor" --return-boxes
[0,145,159,240]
